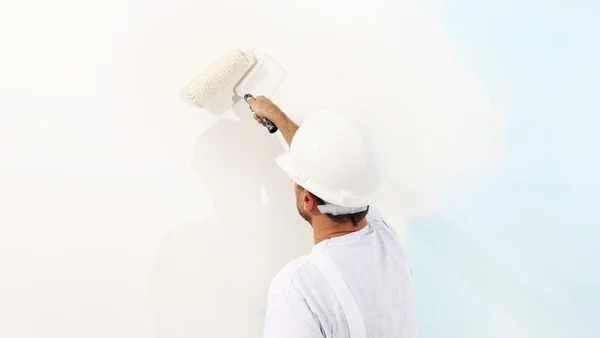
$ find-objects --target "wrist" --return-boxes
[271,109,288,126]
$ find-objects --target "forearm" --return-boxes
[273,113,299,147]
[246,95,299,147]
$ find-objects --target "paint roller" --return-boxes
[183,49,280,133]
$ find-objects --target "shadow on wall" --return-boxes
[147,101,312,337]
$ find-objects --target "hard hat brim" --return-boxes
[276,151,384,208]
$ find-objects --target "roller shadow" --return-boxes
[148,100,312,338]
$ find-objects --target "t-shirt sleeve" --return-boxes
[263,294,323,338]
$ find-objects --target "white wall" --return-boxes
[0,0,505,337]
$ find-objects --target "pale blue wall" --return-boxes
[405,1,600,337]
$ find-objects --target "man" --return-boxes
[246,96,417,338]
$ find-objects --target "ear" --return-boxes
[302,191,318,212]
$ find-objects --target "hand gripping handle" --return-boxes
[244,94,278,134]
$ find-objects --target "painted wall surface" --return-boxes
[1,0,508,338]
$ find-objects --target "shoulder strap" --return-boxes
[310,251,367,338]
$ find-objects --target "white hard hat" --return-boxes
[276,110,381,215]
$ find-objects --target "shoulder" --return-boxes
[366,205,384,222]
[367,204,402,238]
[366,204,392,228]
[267,256,313,298]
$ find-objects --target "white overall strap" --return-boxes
[310,251,367,338]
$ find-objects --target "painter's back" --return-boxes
[264,207,417,338]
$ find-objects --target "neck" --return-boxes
[312,216,368,244]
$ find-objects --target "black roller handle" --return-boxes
[244,93,278,134]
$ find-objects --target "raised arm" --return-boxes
[246,95,298,147]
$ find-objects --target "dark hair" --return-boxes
[313,195,369,227]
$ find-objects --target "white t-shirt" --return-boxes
[263,206,417,338]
